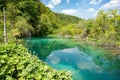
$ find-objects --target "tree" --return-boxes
[0,0,8,44]
[0,0,21,44]
[3,6,7,44]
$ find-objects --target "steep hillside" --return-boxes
[37,1,81,35]
[0,0,81,41]
[55,13,82,26]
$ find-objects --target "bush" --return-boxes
[0,44,72,80]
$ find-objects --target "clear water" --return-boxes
[24,38,120,80]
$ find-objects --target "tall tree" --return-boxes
[3,7,7,44]
[0,0,8,44]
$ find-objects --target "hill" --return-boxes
[0,0,81,42]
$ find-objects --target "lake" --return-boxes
[24,37,120,80]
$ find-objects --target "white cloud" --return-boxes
[87,8,95,12]
[51,0,61,5]
[46,0,61,9]
[66,0,70,3]
[46,4,54,8]
[62,9,77,15]
[93,10,99,18]
[100,0,120,10]
[93,0,120,18]
[90,0,102,5]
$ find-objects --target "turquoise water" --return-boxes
[24,38,120,80]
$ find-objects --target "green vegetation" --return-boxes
[55,13,82,26]
[0,1,79,79]
[0,0,119,47]
[0,0,81,43]
[56,10,120,50]
[0,44,72,80]
[0,0,120,79]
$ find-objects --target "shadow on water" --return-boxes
[24,38,76,60]
[24,38,120,80]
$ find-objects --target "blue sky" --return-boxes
[41,0,120,19]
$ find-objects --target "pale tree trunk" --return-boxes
[3,7,7,44]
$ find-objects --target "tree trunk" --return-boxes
[3,7,7,44]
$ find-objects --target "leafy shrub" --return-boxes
[0,44,72,80]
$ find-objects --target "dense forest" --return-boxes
[0,0,120,47]
[56,10,120,48]
[0,0,120,80]
[0,0,81,43]
[0,0,79,79]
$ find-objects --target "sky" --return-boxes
[41,0,120,19]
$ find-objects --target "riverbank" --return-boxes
[77,39,120,56]
[46,34,120,56]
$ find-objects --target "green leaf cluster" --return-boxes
[0,44,72,80]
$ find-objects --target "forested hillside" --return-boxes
[0,0,81,42]
[55,13,82,26]
[56,10,120,47]
[0,0,120,79]
[0,1,74,79]
[0,0,120,51]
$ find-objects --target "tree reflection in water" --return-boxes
[24,38,120,80]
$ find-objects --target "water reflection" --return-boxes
[45,47,100,70]
[45,47,120,80]
[24,38,75,60]
[24,38,120,80]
